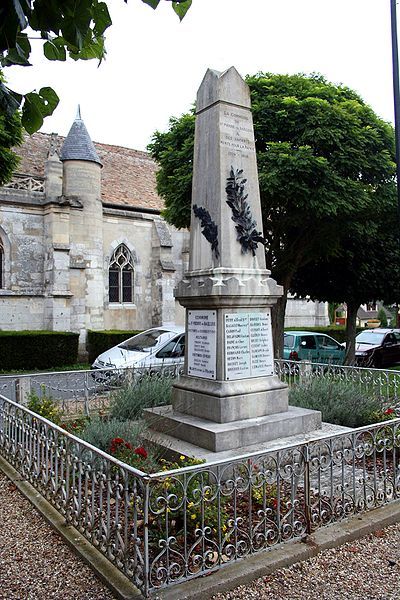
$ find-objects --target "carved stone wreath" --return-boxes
[225,166,265,256]
[193,204,220,259]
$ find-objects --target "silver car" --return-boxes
[91,326,185,379]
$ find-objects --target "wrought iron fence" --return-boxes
[1,360,399,419]
[1,392,400,596]
[275,359,400,410]
[0,364,183,417]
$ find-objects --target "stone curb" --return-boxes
[2,453,400,600]
[0,455,142,600]
[157,499,400,600]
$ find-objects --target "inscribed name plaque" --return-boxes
[225,312,274,380]
[187,310,217,380]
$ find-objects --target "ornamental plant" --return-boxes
[149,455,230,547]
[27,386,62,425]
[109,436,150,470]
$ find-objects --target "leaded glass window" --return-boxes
[108,245,134,303]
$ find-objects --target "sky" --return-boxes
[6,0,396,151]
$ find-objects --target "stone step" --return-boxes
[143,404,321,453]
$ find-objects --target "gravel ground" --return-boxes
[213,524,400,600]
[2,466,400,600]
[0,471,116,600]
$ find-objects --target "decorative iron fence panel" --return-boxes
[0,364,183,417]
[0,394,149,595]
[275,359,400,409]
[1,392,400,596]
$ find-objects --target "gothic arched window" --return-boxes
[108,245,134,303]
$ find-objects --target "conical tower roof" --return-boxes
[60,106,102,166]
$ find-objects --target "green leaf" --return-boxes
[172,0,192,20]
[141,0,161,9]
[0,82,22,116]
[37,86,59,117]
[21,87,59,133]
[69,34,106,61]
[43,37,67,61]
[22,95,44,133]
[92,2,112,37]
[0,0,30,53]
[1,32,31,66]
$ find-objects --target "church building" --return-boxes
[0,111,328,356]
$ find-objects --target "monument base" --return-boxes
[172,374,288,423]
[143,421,351,465]
[143,404,321,453]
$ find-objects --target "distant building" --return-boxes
[0,111,328,357]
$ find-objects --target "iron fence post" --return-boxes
[303,444,312,534]
[143,476,150,598]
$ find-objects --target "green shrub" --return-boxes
[109,374,174,421]
[27,386,62,425]
[0,331,79,371]
[80,417,161,471]
[289,378,381,428]
[79,417,145,452]
[87,329,142,364]
[377,307,388,328]
[284,326,363,344]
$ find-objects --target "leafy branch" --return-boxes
[193,204,219,259]
[225,166,265,256]
[0,0,192,133]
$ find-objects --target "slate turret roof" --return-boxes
[60,107,102,166]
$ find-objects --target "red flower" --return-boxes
[385,408,395,415]
[134,446,148,459]
[112,437,124,445]
[272,498,278,509]
[125,442,133,450]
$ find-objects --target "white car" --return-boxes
[91,326,185,377]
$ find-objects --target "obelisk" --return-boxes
[145,68,321,454]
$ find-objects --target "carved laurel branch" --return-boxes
[193,204,220,259]
[225,166,265,256]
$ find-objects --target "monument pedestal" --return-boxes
[144,405,321,453]
[145,67,321,459]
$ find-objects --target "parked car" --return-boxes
[283,331,345,365]
[354,328,400,368]
[91,326,185,379]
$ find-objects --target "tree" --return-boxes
[292,200,400,364]
[0,0,191,133]
[149,73,396,356]
[0,72,22,186]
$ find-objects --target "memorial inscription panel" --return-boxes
[225,311,274,380]
[187,310,217,380]
[220,107,255,159]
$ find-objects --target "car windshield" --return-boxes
[356,331,385,345]
[284,334,295,348]
[119,330,169,352]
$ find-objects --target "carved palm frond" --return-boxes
[225,167,265,256]
[193,204,220,259]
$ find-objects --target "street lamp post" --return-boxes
[391,0,400,234]
[390,0,400,327]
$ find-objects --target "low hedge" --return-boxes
[284,326,363,344]
[87,330,142,364]
[0,331,79,371]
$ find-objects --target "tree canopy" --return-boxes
[292,196,400,364]
[0,0,191,133]
[149,72,396,355]
[0,73,22,186]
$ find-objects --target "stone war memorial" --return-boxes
[145,67,322,458]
